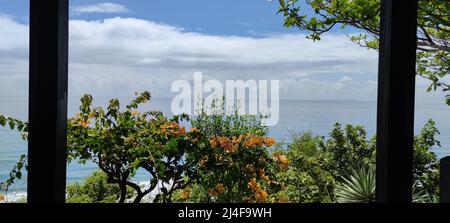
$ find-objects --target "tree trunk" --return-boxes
[133,193,144,203]
[118,182,127,203]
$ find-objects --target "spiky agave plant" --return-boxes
[335,166,376,203]
[335,165,435,203]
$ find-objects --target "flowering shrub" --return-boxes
[182,104,285,203]
[184,134,283,203]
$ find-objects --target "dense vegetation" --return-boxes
[0,92,442,203]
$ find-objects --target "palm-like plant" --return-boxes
[335,165,434,203]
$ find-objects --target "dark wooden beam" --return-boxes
[376,0,419,203]
[28,0,68,203]
[441,157,450,203]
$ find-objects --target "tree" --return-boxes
[67,92,201,203]
[277,0,450,105]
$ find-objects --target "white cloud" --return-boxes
[72,3,130,15]
[0,16,446,103]
[66,17,380,98]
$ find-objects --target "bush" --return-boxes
[185,104,283,203]
[279,120,441,203]
[66,170,134,203]
[276,133,335,203]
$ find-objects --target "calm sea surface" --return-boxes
[1,96,449,192]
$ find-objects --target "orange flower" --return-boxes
[257,168,265,177]
[215,183,226,193]
[209,136,238,153]
[255,190,268,202]
[278,196,290,203]
[189,127,199,133]
[244,140,253,148]
[248,178,261,191]
[0,193,5,201]
[180,189,191,200]
[207,188,219,197]
[273,152,289,169]
[79,119,91,127]
[244,135,265,148]
[209,137,219,149]
[161,122,185,137]
[199,155,209,166]
[131,110,140,116]
[264,137,276,147]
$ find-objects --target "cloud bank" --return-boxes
[71,3,130,15]
[0,15,444,103]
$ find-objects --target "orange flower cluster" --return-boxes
[131,110,140,116]
[248,178,268,203]
[209,136,239,153]
[207,188,219,197]
[79,119,91,127]
[209,135,276,153]
[255,190,268,202]
[272,152,289,169]
[161,122,186,137]
[258,168,270,183]
[0,193,5,202]
[248,178,260,191]
[199,155,209,166]
[215,183,226,193]
[189,127,199,133]
[207,183,226,197]
[180,189,191,200]
[72,113,91,127]
[243,135,276,148]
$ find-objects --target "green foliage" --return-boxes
[279,120,441,203]
[413,119,441,195]
[277,133,335,202]
[0,115,28,140]
[321,123,376,177]
[0,115,28,194]
[277,0,450,105]
[66,170,134,203]
[191,99,269,137]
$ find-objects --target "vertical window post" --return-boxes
[440,157,450,203]
[376,0,419,202]
[28,0,69,203]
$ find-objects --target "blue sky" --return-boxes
[3,0,316,36]
[0,1,445,103]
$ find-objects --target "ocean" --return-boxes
[1,95,449,192]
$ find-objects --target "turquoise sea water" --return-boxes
[1,96,449,192]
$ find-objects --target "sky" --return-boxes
[0,0,446,103]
